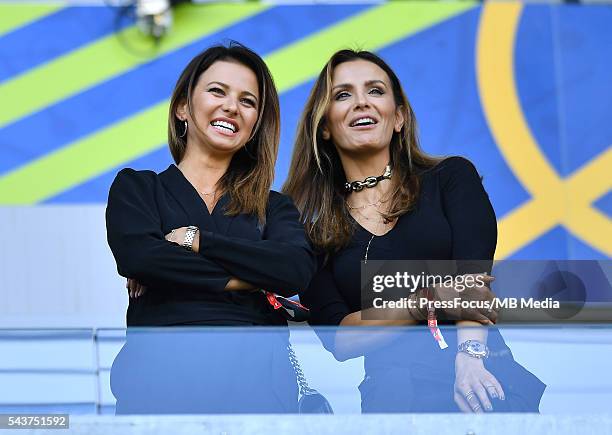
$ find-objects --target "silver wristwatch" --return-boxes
[457,340,490,359]
[182,226,199,251]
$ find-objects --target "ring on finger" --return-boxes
[464,390,476,400]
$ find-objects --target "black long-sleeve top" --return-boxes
[300,157,503,364]
[106,164,316,326]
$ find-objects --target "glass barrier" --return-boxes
[1,325,612,415]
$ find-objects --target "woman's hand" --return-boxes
[454,352,505,412]
[431,274,498,324]
[165,227,200,253]
[127,278,146,299]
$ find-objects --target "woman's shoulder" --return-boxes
[109,167,160,195]
[114,167,159,179]
[423,156,482,182]
[434,156,478,172]
[267,190,296,207]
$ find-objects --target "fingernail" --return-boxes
[485,405,493,411]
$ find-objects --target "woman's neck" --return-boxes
[178,147,232,193]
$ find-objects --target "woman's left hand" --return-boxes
[454,352,505,413]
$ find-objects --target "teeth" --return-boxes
[351,117,375,127]
[211,120,236,132]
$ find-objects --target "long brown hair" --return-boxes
[282,49,440,252]
[168,42,280,222]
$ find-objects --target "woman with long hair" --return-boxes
[106,42,315,414]
[283,49,544,413]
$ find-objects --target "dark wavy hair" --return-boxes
[168,42,280,222]
[282,49,440,252]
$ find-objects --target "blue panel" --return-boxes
[556,5,612,176]
[44,145,172,203]
[508,225,606,260]
[0,7,133,84]
[593,189,612,219]
[515,5,564,176]
[566,230,609,260]
[376,7,530,219]
[515,5,612,178]
[508,225,569,260]
[0,4,372,178]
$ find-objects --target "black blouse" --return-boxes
[300,157,497,329]
[106,164,316,326]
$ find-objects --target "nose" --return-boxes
[222,95,238,115]
[353,91,370,109]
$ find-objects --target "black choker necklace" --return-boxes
[344,165,392,192]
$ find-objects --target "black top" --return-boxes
[300,157,500,361]
[106,164,316,326]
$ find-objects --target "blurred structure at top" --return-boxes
[135,0,173,41]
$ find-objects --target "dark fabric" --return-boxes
[106,164,316,326]
[299,157,545,412]
[301,157,497,330]
[106,165,315,414]
[111,328,298,414]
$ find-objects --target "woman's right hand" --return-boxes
[430,274,498,324]
[127,278,146,299]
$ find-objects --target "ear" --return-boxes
[321,123,331,141]
[394,106,405,133]
[175,98,188,121]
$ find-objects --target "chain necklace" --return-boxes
[344,165,392,193]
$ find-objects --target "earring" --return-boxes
[180,120,188,138]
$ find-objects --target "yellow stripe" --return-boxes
[0,3,269,128]
[0,3,62,37]
[477,2,611,258]
[0,2,476,204]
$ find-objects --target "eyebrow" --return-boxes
[206,81,259,102]
[332,79,388,91]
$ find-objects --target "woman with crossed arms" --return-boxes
[106,43,315,414]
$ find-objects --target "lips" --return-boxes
[349,116,378,127]
[210,118,239,134]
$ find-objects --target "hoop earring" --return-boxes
[180,120,188,138]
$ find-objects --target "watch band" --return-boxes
[182,226,198,251]
[457,340,490,359]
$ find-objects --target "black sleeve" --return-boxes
[439,157,497,273]
[300,259,350,326]
[299,258,350,354]
[106,168,231,291]
[198,192,316,297]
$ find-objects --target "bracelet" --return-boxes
[182,226,198,251]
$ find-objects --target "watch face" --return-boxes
[468,342,486,356]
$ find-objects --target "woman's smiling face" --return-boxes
[323,59,404,156]
[178,60,260,156]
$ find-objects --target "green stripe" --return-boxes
[0,2,269,128]
[0,104,168,203]
[268,1,475,91]
[0,3,63,37]
[0,2,475,204]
